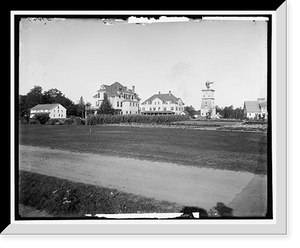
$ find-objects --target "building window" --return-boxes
[171,107,174,110]
[150,107,152,111]
[54,114,55,117]
[117,102,119,107]
[153,107,156,111]
[126,111,128,114]
[163,107,166,110]
[129,111,131,114]
[120,102,122,107]
[158,107,160,110]
[142,107,145,111]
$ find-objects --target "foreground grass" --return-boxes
[19,170,182,217]
[19,124,268,175]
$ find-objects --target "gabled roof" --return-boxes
[97,82,133,97]
[244,101,261,113]
[30,103,64,111]
[259,102,267,108]
[142,93,182,104]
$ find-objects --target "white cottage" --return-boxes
[243,98,268,119]
[30,103,67,119]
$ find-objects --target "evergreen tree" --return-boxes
[184,105,196,117]
[77,96,85,118]
[98,93,115,115]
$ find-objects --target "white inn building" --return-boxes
[93,82,141,115]
[141,91,185,115]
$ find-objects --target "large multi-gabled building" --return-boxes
[93,82,141,115]
[140,91,185,115]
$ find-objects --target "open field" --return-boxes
[19,124,268,175]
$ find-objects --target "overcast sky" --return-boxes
[19,17,268,109]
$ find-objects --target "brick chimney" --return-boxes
[169,90,171,96]
[132,86,135,94]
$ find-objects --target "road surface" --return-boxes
[19,145,267,216]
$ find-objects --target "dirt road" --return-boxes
[19,145,267,216]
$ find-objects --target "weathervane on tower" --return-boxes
[205,80,214,89]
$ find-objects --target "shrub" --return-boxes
[86,114,189,125]
[46,118,60,125]
[28,119,40,124]
[34,113,50,125]
[71,117,85,125]
[63,118,73,125]
[20,115,29,124]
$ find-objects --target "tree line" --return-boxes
[215,105,244,119]
[184,105,244,119]
[19,85,89,119]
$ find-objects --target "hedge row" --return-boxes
[24,117,86,125]
[45,117,86,125]
[24,114,190,126]
[86,114,189,125]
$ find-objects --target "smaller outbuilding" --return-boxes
[243,98,267,119]
[30,103,67,119]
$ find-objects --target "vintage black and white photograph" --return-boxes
[17,13,271,220]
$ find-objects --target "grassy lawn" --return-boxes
[19,124,268,175]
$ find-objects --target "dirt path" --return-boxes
[19,145,267,216]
